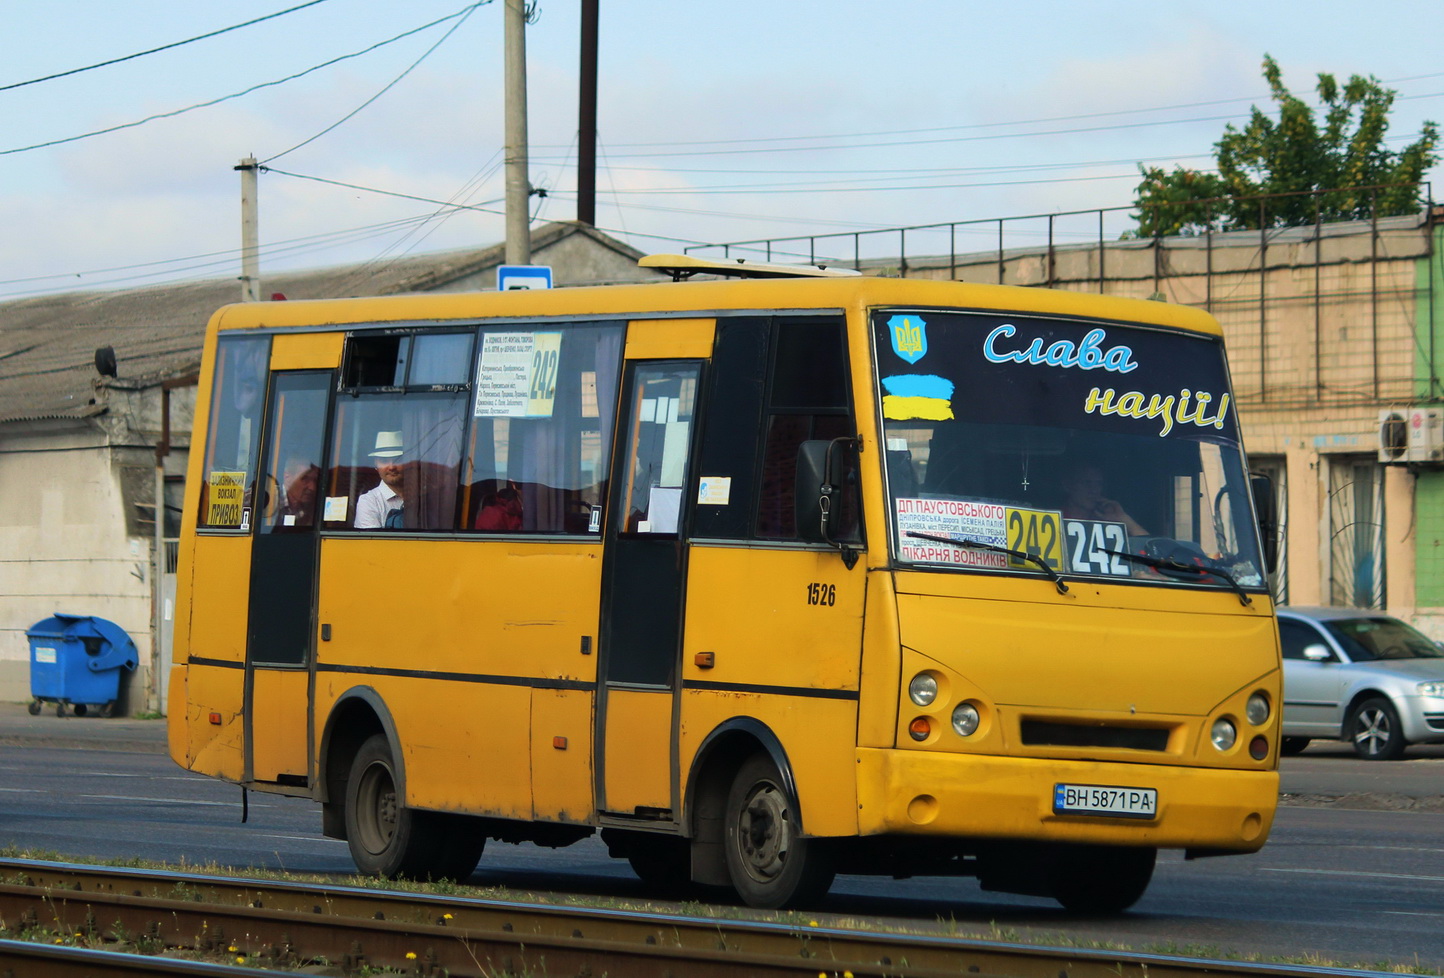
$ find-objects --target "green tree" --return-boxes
[1132,55,1438,237]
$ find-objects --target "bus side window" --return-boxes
[324,331,473,531]
[756,319,858,541]
[197,335,271,530]
[462,324,623,534]
[692,318,768,540]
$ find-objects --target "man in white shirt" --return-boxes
[354,431,406,529]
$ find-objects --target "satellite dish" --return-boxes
[94,346,118,378]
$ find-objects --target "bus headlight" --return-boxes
[908,673,938,707]
[1211,718,1237,751]
[1245,692,1270,725]
[951,702,980,737]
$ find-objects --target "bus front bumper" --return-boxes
[855,748,1277,852]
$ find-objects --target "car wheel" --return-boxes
[723,754,834,909]
[1348,697,1406,760]
[1279,737,1311,756]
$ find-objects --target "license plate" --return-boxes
[1053,783,1157,819]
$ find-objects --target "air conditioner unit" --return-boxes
[1378,407,1444,463]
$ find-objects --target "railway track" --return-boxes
[0,857,1402,977]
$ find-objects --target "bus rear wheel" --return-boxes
[723,754,833,909]
[1048,843,1155,914]
[345,733,481,879]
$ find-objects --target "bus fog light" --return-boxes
[1249,735,1269,760]
[951,703,980,737]
[908,717,931,741]
[908,673,938,707]
[1246,692,1270,725]
[1211,718,1237,751]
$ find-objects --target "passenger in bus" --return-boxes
[278,458,320,527]
[474,486,523,531]
[1061,463,1147,535]
[354,431,407,529]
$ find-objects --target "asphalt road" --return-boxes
[3,706,1443,970]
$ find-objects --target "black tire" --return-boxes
[1280,737,1311,756]
[344,734,447,878]
[73,703,88,718]
[626,836,693,895]
[27,700,41,716]
[427,814,486,883]
[723,753,833,909]
[1349,697,1407,760]
[1048,844,1156,914]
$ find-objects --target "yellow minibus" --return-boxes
[169,257,1280,912]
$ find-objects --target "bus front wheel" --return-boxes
[345,734,447,879]
[723,754,834,909]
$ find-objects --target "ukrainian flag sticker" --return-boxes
[882,374,955,421]
[888,314,928,364]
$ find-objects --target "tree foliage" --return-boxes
[1132,55,1438,237]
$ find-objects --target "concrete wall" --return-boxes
[0,378,194,710]
[0,424,152,708]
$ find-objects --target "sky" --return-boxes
[1,0,1441,300]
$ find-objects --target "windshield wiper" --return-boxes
[907,531,1069,594]
[1101,548,1253,606]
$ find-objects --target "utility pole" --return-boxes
[504,0,532,263]
[577,0,598,226]
[237,157,261,301]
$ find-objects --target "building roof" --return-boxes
[0,221,651,424]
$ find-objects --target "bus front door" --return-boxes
[597,361,702,819]
[244,370,330,786]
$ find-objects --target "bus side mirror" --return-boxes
[1249,472,1279,574]
[796,438,860,568]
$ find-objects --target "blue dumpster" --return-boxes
[26,614,138,718]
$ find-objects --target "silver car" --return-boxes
[1279,607,1444,760]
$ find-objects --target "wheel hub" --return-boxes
[738,784,790,881]
[1354,708,1390,755]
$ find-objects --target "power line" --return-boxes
[0,3,485,158]
[532,75,1444,153]
[0,1,334,93]
[0,213,478,299]
[262,167,506,214]
[263,1,491,164]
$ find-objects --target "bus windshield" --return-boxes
[874,308,1266,592]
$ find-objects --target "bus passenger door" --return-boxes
[597,361,702,819]
[245,370,330,785]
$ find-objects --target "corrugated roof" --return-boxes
[0,222,647,424]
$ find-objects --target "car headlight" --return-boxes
[952,702,980,737]
[1246,692,1270,725]
[1417,681,1444,697]
[1211,718,1237,751]
[908,673,938,707]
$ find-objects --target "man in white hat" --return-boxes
[354,430,406,529]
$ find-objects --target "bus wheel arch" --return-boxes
[318,688,399,840]
[684,719,831,906]
[345,732,444,877]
